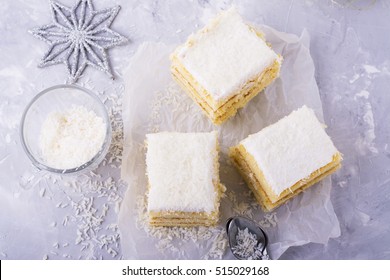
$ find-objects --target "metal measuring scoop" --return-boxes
[226,216,270,260]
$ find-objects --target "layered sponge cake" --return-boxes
[146,131,225,227]
[170,8,282,125]
[229,106,342,211]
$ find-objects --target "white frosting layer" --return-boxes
[241,106,338,196]
[176,8,278,102]
[146,131,218,213]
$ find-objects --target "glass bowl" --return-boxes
[20,84,112,174]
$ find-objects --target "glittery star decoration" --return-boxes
[29,0,128,83]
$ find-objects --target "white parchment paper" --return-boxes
[119,26,340,260]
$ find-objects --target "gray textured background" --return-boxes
[0,0,389,259]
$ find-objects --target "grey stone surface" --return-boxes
[0,0,389,259]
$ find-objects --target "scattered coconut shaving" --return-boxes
[130,79,279,259]
[134,187,277,259]
[136,195,228,259]
[19,83,126,259]
[203,230,228,260]
[148,82,204,134]
[121,82,229,259]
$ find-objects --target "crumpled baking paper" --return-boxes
[119,26,340,260]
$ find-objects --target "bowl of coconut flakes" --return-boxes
[20,84,111,174]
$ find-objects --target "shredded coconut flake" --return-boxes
[203,230,228,260]
[39,188,46,197]
[128,80,279,259]
[22,84,125,260]
[39,105,106,169]
[135,195,228,259]
[231,228,266,260]
[363,64,380,74]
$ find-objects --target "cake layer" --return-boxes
[149,211,218,220]
[171,57,280,125]
[173,8,279,102]
[150,218,217,227]
[240,106,340,196]
[146,132,225,227]
[149,211,218,226]
[146,132,219,213]
[148,183,225,227]
[230,145,342,211]
[234,144,343,204]
[170,8,281,124]
[229,105,342,211]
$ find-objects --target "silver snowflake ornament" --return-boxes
[30,0,128,83]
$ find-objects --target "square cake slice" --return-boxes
[146,131,225,227]
[229,106,342,211]
[170,8,282,125]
